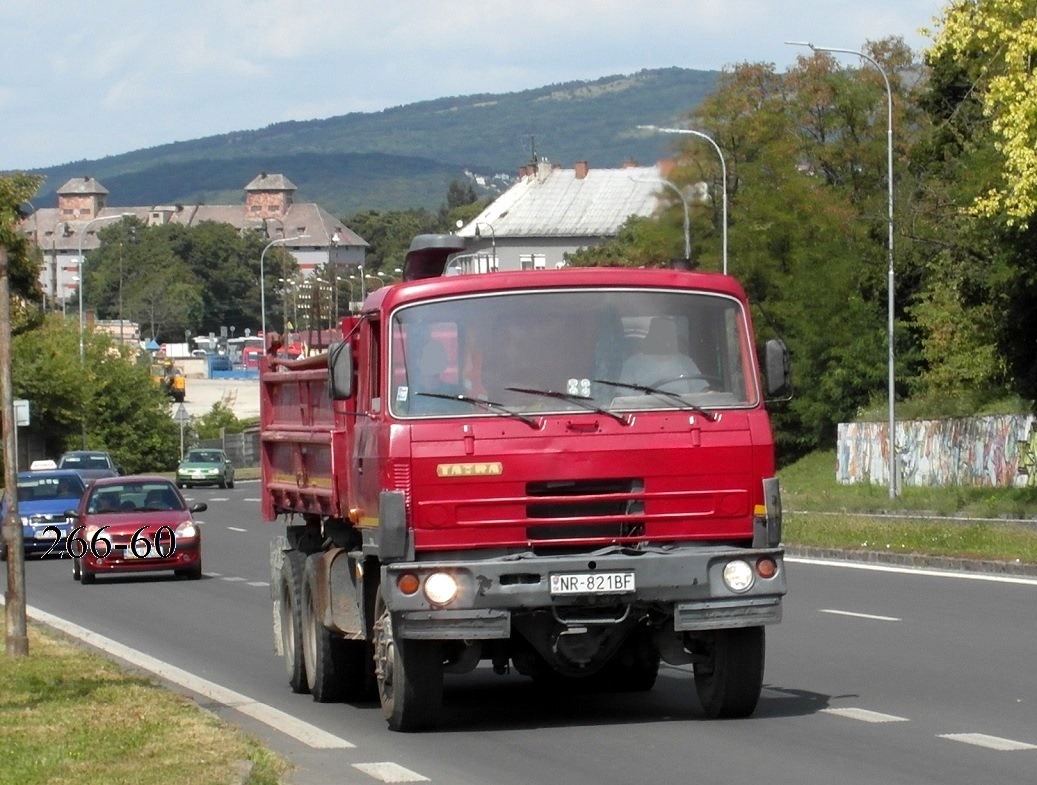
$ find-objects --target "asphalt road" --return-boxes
[16,484,1037,785]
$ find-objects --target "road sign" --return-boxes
[173,403,190,424]
[14,399,29,427]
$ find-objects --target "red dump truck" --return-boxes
[262,234,790,731]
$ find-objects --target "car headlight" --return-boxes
[423,572,459,605]
[722,560,755,593]
[175,521,199,539]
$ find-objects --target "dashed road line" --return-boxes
[822,707,910,723]
[227,526,247,532]
[221,576,247,582]
[247,581,270,587]
[938,733,1037,751]
[20,604,355,750]
[820,608,901,622]
[352,762,430,783]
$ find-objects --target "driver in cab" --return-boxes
[619,316,707,393]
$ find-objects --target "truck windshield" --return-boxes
[388,288,758,418]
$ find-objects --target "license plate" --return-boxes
[124,546,163,559]
[550,571,635,596]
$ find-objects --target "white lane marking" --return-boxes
[822,707,910,723]
[244,497,262,502]
[938,733,1037,751]
[352,762,430,782]
[222,576,247,582]
[209,497,230,502]
[227,526,247,532]
[207,572,222,577]
[787,556,1037,587]
[247,581,269,588]
[820,608,901,622]
[23,605,355,749]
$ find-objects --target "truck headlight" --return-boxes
[423,572,459,605]
[723,560,754,593]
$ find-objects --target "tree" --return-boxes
[0,174,46,334]
[928,0,1037,226]
[11,315,181,472]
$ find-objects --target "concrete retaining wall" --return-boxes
[837,414,1037,488]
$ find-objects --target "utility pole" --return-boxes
[1,245,29,656]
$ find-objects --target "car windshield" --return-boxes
[16,475,86,502]
[185,451,222,463]
[86,482,185,513]
[61,454,110,469]
[388,288,757,418]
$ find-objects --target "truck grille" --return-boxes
[525,478,645,543]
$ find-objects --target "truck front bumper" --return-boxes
[382,544,786,640]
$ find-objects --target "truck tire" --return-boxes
[372,591,443,731]
[279,551,309,693]
[302,555,347,702]
[693,626,765,719]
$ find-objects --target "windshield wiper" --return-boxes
[415,392,540,429]
[505,386,630,425]
[592,379,717,421]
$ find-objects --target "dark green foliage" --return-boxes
[11,316,181,472]
[192,402,245,440]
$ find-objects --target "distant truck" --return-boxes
[261,235,790,731]
[151,360,186,402]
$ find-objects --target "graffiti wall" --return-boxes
[837,414,1037,488]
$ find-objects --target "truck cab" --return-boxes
[262,235,789,731]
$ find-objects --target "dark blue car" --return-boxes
[0,469,88,560]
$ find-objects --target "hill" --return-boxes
[28,67,718,216]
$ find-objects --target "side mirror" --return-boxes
[65,509,80,519]
[764,339,792,400]
[190,502,208,513]
[328,341,354,400]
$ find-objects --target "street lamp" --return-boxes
[329,232,341,322]
[788,41,897,498]
[639,125,728,274]
[78,213,132,362]
[630,174,690,263]
[474,222,497,271]
[260,235,308,340]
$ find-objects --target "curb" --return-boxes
[785,545,1037,578]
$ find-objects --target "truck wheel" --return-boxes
[693,626,765,719]
[279,551,309,693]
[372,591,443,731]
[302,556,346,702]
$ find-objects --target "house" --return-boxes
[455,159,693,272]
[20,173,368,310]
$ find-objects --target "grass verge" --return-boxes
[780,450,1037,565]
[0,618,288,785]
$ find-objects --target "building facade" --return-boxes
[455,159,690,272]
[20,173,368,310]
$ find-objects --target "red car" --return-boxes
[71,476,205,584]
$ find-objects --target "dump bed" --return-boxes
[259,328,351,522]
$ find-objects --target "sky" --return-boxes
[2,0,946,171]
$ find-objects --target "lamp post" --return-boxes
[639,125,728,274]
[329,232,341,323]
[788,41,897,498]
[260,235,307,340]
[78,213,132,362]
[630,174,690,263]
[474,222,497,271]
